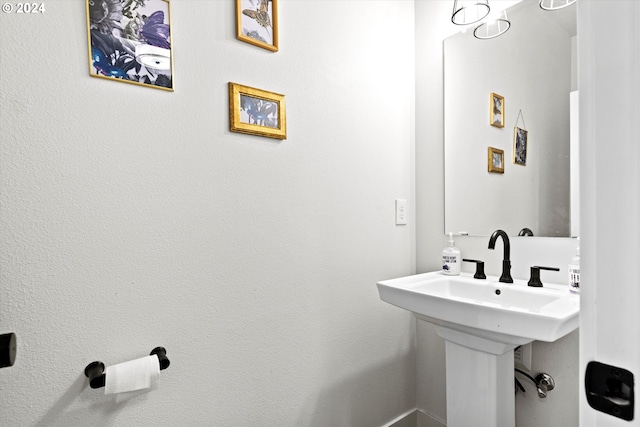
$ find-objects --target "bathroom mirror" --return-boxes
[444,0,577,237]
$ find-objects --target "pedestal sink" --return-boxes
[377,271,579,427]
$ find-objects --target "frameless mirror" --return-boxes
[444,0,577,237]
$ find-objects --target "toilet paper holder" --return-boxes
[84,346,170,389]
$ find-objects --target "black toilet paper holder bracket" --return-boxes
[84,346,170,389]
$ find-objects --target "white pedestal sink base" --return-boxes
[444,340,515,427]
[434,325,518,427]
[377,272,579,427]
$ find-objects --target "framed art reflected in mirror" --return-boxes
[490,93,504,128]
[488,147,504,173]
[514,127,528,166]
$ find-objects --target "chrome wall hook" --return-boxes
[535,373,556,398]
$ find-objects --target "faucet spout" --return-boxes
[488,229,513,283]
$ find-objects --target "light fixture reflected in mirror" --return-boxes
[452,0,491,26]
[474,10,510,39]
[539,0,576,11]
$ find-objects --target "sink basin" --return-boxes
[378,271,580,426]
[377,271,579,348]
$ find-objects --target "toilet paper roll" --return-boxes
[105,354,160,395]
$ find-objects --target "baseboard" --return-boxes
[384,409,446,427]
[417,409,446,427]
[384,409,418,427]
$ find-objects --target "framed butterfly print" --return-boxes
[490,92,504,128]
[236,0,279,52]
[85,0,174,91]
[229,82,286,140]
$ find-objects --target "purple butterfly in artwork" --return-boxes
[141,11,170,49]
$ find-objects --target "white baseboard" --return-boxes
[384,409,446,427]
[384,408,418,427]
[417,409,446,427]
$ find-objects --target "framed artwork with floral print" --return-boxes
[229,82,286,140]
[86,0,174,91]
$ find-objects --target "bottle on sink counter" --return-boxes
[442,232,461,276]
[568,240,580,293]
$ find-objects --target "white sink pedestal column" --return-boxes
[378,273,579,427]
[434,325,524,427]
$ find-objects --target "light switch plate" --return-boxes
[395,199,407,225]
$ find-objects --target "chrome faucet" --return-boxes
[488,229,513,283]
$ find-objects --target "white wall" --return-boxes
[415,1,579,426]
[0,1,417,425]
[414,1,450,423]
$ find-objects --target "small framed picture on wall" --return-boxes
[229,82,286,140]
[236,0,279,52]
[513,127,528,165]
[488,147,504,173]
[490,93,504,128]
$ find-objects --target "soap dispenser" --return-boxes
[442,232,461,276]
[569,238,580,293]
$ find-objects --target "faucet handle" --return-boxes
[528,266,560,287]
[518,227,534,236]
[462,259,486,279]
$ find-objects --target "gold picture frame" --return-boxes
[490,92,504,128]
[85,0,174,91]
[488,147,504,173]
[229,82,286,140]
[236,0,279,52]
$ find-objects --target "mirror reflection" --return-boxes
[444,0,577,237]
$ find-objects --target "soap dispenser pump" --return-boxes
[569,238,580,293]
[442,232,461,276]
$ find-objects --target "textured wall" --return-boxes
[0,1,416,425]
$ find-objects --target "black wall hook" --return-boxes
[150,346,170,370]
[0,332,17,369]
[85,347,170,389]
[84,361,106,389]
